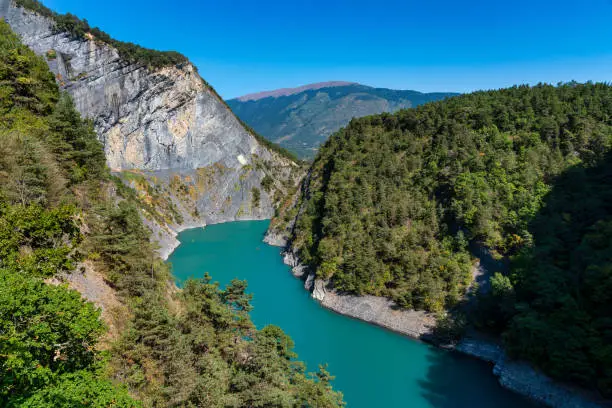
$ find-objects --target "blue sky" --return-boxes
[44,0,612,99]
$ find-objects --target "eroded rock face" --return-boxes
[5,5,263,172]
[3,1,301,256]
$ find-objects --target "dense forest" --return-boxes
[507,152,611,394]
[0,20,343,407]
[291,82,612,394]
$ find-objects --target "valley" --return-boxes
[0,0,610,407]
[168,220,538,408]
[227,83,457,159]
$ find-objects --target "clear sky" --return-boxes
[44,0,612,99]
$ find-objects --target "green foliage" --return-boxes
[0,135,57,206]
[0,20,343,407]
[0,20,57,116]
[0,204,78,276]
[19,370,139,408]
[114,277,344,407]
[44,49,56,60]
[0,19,106,194]
[261,174,275,192]
[503,153,612,395]
[223,278,253,313]
[46,93,107,183]
[86,197,163,296]
[490,272,513,298]
[0,270,104,401]
[0,20,138,405]
[432,313,467,344]
[473,272,516,333]
[14,0,187,69]
[251,187,261,208]
[292,82,612,313]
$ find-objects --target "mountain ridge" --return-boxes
[228,83,458,158]
[236,81,356,102]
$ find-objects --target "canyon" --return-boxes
[1,0,301,258]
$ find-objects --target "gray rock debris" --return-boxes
[280,251,436,338]
[0,0,9,19]
[456,338,603,408]
[317,285,436,338]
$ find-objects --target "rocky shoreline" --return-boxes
[276,243,604,408]
[160,223,604,408]
[281,249,437,338]
[456,338,603,408]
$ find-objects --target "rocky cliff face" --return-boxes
[2,1,301,257]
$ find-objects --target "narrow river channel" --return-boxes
[168,220,535,408]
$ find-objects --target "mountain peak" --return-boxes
[235,81,358,102]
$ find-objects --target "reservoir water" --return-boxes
[168,220,535,408]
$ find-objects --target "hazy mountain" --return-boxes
[227,82,458,159]
[236,81,356,101]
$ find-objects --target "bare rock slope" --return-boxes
[2,1,301,257]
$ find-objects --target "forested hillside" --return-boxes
[290,82,612,394]
[228,83,457,159]
[0,20,343,407]
[505,151,612,395]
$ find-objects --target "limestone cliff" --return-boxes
[1,1,301,257]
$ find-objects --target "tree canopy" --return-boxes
[503,152,612,395]
[292,82,612,311]
[0,20,343,407]
[289,82,612,395]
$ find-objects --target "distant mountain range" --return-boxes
[227,82,459,159]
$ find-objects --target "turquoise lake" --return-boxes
[168,220,535,408]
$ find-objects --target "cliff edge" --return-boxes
[2,0,302,257]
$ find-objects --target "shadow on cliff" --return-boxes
[417,349,537,408]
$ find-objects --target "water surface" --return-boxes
[169,220,534,408]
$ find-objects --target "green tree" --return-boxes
[0,270,104,400]
[18,370,139,408]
